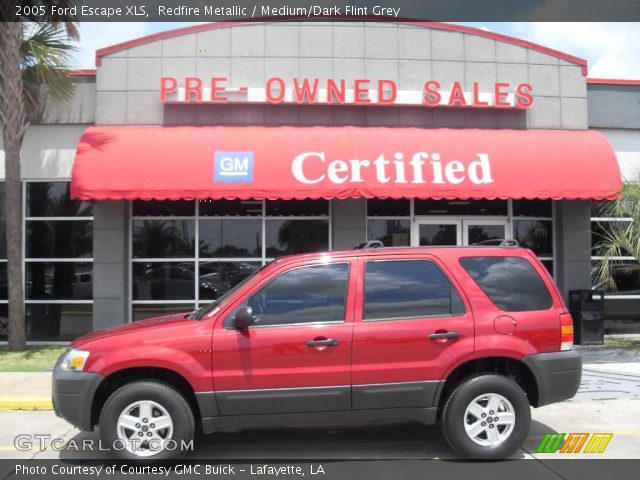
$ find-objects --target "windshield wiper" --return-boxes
[188,301,219,321]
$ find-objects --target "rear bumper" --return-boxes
[523,350,582,407]
[52,367,103,431]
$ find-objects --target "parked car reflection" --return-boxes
[133,262,260,301]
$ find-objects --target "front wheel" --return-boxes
[441,374,531,460]
[99,381,195,460]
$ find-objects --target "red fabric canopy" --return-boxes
[70,126,621,201]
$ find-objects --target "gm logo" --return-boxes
[214,151,254,183]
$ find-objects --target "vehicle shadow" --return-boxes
[57,419,558,462]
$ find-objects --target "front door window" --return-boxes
[418,223,460,246]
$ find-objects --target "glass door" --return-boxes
[462,220,508,245]
[414,219,509,246]
[415,220,461,246]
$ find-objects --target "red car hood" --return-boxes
[71,313,192,347]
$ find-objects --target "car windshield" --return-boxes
[189,262,270,320]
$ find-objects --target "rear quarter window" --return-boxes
[459,256,553,312]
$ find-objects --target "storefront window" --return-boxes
[591,219,632,257]
[367,199,410,217]
[265,219,329,256]
[25,303,93,342]
[266,199,329,216]
[591,260,640,295]
[132,199,194,216]
[513,220,553,257]
[366,198,554,276]
[367,199,411,246]
[200,199,262,217]
[513,199,552,217]
[26,182,93,217]
[368,219,411,246]
[199,219,261,258]
[26,221,93,258]
[0,304,7,342]
[24,182,93,341]
[0,183,6,259]
[132,220,195,258]
[26,262,93,300]
[132,304,194,322]
[0,184,5,340]
[132,262,196,301]
[131,199,330,320]
[199,261,261,301]
[419,224,457,246]
[591,201,636,294]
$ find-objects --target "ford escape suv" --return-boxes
[52,246,581,460]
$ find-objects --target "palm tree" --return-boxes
[594,180,640,292]
[0,6,78,350]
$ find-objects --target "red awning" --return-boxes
[70,126,622,201]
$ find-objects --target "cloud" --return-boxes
[514,23,640,79]
[71,23,150,68]
[70,22,202,68]
[69,21,640,80]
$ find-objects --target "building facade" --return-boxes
[0,21,638,342]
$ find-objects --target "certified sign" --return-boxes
[214,151,254,183]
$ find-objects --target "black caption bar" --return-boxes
[2,459,640,480]
[3,0,640,22]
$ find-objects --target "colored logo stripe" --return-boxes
[560,433,590,453]
[537,433,566,453]
[583,433,613,453]
[537,433,614,454]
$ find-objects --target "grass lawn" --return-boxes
[0,346,66,372]
[605,338,640,351]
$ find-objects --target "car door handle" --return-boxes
[307,338,340,347]
[428,331,460,340]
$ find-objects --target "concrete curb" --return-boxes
[0,398,53,411]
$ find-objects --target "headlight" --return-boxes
[59,349,90,372]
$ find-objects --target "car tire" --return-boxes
[441,374,531,460]
[99,381,194,460]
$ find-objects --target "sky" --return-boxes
[71,22,640,79]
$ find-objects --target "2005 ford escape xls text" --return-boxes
[52,245,581,460]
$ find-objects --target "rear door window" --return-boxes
[363,259,465,321]
[459,256,552,311]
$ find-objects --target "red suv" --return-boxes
[52,246,581,460]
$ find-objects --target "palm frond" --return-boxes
[20,23,76,116]
[594,173,640,292]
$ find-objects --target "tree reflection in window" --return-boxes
[265,220,329,257]
[132,220,195,258]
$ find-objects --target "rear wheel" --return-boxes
[442,374,530,460]
[99,381,194,460]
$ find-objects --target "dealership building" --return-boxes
[1,21,639,342]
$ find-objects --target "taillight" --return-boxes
[560,312,574,351]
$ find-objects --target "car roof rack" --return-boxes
[354,240,385,250]
[353,239,519,250]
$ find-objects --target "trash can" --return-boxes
[569,290,605,345]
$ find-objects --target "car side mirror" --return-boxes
[233,306,255,330]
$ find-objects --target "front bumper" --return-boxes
[52,366,103,431]
[523,350,582,407]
